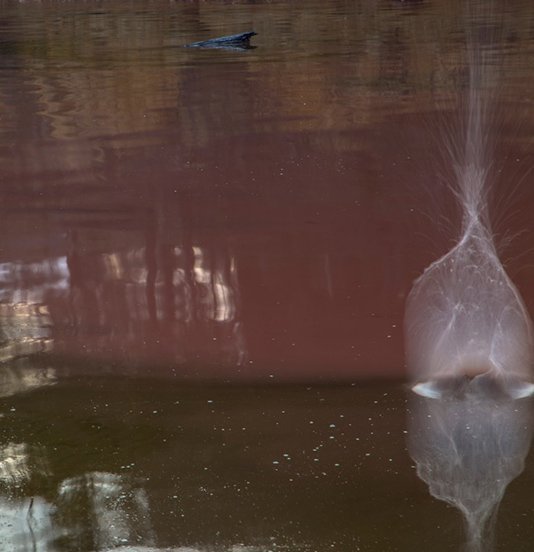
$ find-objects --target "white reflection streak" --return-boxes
[0,302,56,397]
[0,443,31,485]
[213,272,236,322]
[0,497,56,552]
[0,256,64,391]
[124,246,239,322]
[0,256,69,304]
[0,470,157,551]
[192,247,237,322]
[58,472,155,549]
[0,443,55,550]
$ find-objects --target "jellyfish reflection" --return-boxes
[408,378,533,551]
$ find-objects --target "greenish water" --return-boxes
[0,365,533,551]
[0,372,413,551]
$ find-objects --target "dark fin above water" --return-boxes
[185,31,257,51]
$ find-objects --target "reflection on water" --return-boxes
[0,470,153,551]
[0,256,62,394]
[0,496,56,552]
[0,236,247,377]
[60,236,247,370]
[6,0,534,380]
[0,377,532,550]
[56,472,155,550]
[408,380,533,551]
[0,442,48,486]
[0,439,155,549]
[2,1,534,551]
[0,380,422,551]
[0,359,56,398]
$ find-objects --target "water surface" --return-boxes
[2,0,534,550]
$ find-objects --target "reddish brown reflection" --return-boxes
[0,127,417,381]
[1,0,534,382]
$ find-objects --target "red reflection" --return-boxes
[1,1,533,382]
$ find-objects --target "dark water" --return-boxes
[2,0,534,550]
[2,376,534,551]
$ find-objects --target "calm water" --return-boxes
[2,0,534,550]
